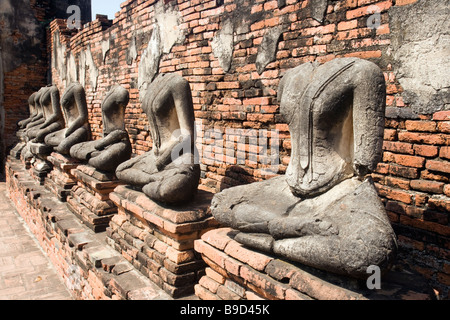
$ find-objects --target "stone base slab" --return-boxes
[194,228,436,300]
[29,142,53,157]
[108,185,219,298]
[10,142,26,159]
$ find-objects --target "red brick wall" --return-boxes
[48,0,449,298]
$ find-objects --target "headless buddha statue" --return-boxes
[115,73,200,205]
[44,82,91,155]
[211,58,397,278]
[32,85,65,145]
[17,92,38,130]
[70,85,132,173]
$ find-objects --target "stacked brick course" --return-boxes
[374,110,450,295]
[45,152,81,201]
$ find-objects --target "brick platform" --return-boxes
[45,152,81,202]
[67,165,121,233]
[5,157,172,300]
[108,185,219,298]
[194,228,437,300]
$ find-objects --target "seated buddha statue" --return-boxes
[115,73,200,205]
[19,87,46,141]
[70,85,132,173]
[44,82,91,155]
[211,58,397,278]
[23,85,65,159]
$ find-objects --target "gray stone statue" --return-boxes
[16,87,49,160]
[211,58,397,278]
[44,82,91,155]
[70,85,132,173]
[25,85,65,160]
[115,73,200,204]
[17,92,39,129]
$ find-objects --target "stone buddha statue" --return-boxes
[17,87,49,160]
[211,58,397,278]
[11,90,42,158]
[70,85,132,173]
[115,73,200,205]
[44,82,91,155]
[19,87,46,141]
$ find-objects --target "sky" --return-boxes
[91,0,124,20]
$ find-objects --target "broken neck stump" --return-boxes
[108,185,218,298]
[67,165,122,233]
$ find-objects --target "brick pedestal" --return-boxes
[67,165,121,233]
[10,142,26,159]
[45,152,80,202]
[108,185,219,298]
[194,228,436,300]
[29,157,53,185]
